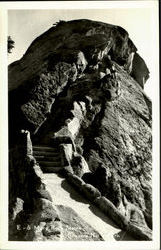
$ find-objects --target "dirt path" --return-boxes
[43,173,134,241]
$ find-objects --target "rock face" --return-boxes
[56,205,103,241]
[9,19,152,240]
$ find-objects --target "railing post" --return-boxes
[20,130,33,156]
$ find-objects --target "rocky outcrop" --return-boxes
[9,19,152,240]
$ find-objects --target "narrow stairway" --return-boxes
[33,146,134,241]
[33,145,62,173]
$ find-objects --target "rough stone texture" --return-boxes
[9,132,62,241]
[9,19,152,240]
[59,171,151,240]
[66,173,85,189]
[59,143,73,167]
[56,205,103,241]
[71,153,90,177]
[16,198,62,241]
[83,64,152,215]
[94,196,129,229]
[9,19,142,141]
[81,183,101,200]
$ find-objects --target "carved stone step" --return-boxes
[33,150,59,157]
[41,166,62,173]
[33,146,59,152]
[34,155,61,162]
[38,161,61,168]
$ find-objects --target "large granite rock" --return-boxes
[9,19,152,240]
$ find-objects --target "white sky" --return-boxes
[8,5,158,99]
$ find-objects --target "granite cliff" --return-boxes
[9,19,152,241]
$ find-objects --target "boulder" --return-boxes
[95,196,129,230]
[66,173,85,191]
[81,183,101,201]
[72,154,89,177]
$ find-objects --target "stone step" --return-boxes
[41,167,62,173]
[34,155,61,162]
[38,161,61,168]
[33,146,59,153]
[33,150,59,157]
[33,145,62,173]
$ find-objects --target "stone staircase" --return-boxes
[33,145,62,173]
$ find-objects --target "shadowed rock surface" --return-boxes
[56,205,103,241]
[9,19,152,240]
